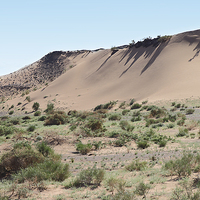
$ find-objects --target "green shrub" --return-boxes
[168,114,177,122]
[185,109,195,115]
[22,115,31,120]
[10,118,20,125]
[129,99,135,106]
[44,103,54,113]
[164,153,194,179]
[32,102,40,111]
[34,111,41,116]
[27,125,36,132]
[126,160,147,171]
[137,140,149,149]
[14,160,70,183]
[114,137,127,147]
[71,166,104,187]
[85,118,103,131]
[171,102,176,106]
[107,131,121,138]
[8,110,14,115]
[119,120,134,132]
[131,116,141,122]
[177,119,185,126]
[8,105,14,110]
[76,142,92,155]
[158,140,167,147]
[38,115,46,121]
[119,101,126,108]
[0,143,44,178]
[36,141,54,157]
[176,128,188,137]
[0,126,14,136]
[135,182,150,199]
[131,103,141,110]
[25,96,31,102]
[175,103,181,108]
[44,111,68,125]
[122,109,130,115]
[94,101,116,111]
[167,123,175,128]
[108,114,121,121]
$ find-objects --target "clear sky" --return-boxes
[0,0,199,76]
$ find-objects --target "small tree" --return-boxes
[32,102,40,111]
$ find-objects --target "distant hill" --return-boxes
[1,29,200,111]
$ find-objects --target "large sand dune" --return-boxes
[1,29,200,111]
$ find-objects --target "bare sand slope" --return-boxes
[2,29,200,111]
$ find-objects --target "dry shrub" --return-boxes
[44,110,68,125]
[0,142,44,179]
[186,120,198,131]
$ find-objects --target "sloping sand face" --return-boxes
[1,29,200,111]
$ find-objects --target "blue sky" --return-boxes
[0,0,199,76]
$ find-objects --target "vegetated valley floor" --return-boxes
[1,98,200,199]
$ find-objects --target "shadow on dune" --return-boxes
[96,49,118,72]
[189,41,200,62]
[119,42,169,77]
[140,42,169,75]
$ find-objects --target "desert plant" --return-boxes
[0,142,44,178]
[119,101,126,108]
[32,102,40,111]
[185,109,195,115]
[34,111,41,116]
[126,160,147,171]
[119,120,134,131]
[158,139,167,147]
[71,166,104,187]
[131,103,142,110]
[135,182,150,199]
[38,115,46,121]
[44,111,68,125]
[137,140,149,149]
[44,103,54,113]
[27,125,36,132]
[76,142,92,155]
[25,96,31,102]
[122,109,130,115]
[0,126,14,136]
[129,99,135,106]
[14,160,70,183]
[176,128,188,137]
[36,141,54,157]
[164,153,194,179]
[85,118,103,131]
[108,114,121,121]
[8,110,14,115]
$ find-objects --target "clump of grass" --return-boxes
[119,120,134,131]
[32,102,40,111]
[67,166,104,187]
[137,140,149,149]
[185,109,195,115]
[126,160,147,171]
[27,125,36,132]
[176,128,188,137]
[76,142,92,155]
[34,111,41,116]
[108,113,121,121]
[122,109,130,115]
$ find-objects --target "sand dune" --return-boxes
[1,29,200,111]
